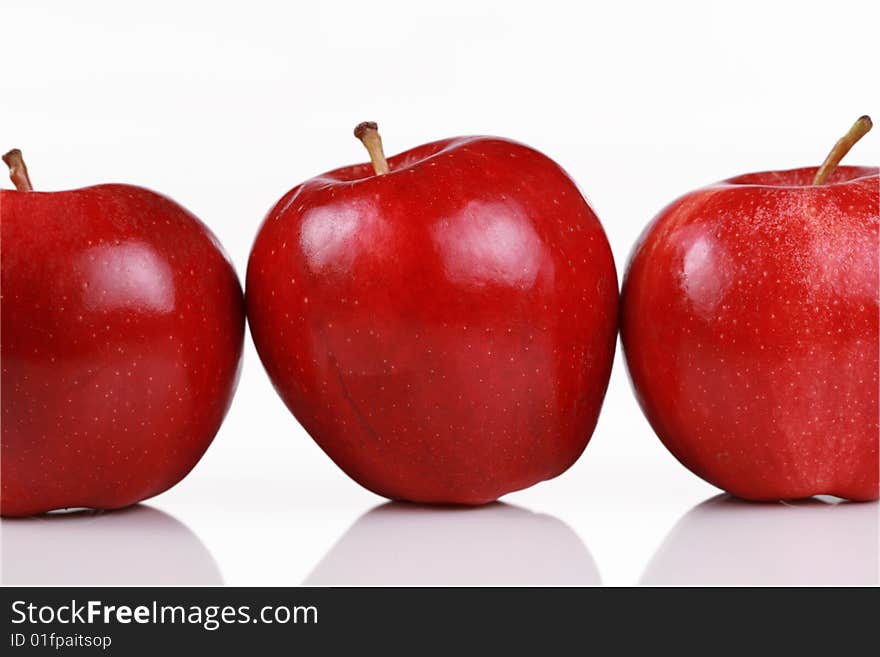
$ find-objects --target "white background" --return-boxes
[2,0,879,586]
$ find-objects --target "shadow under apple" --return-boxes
[640,494,879,585]
[1,504,222,585]
[304,501,600,586]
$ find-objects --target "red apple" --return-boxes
[0,150,245,517]
[621,117,879,501]
[247,123,618,504]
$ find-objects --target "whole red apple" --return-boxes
[622,117,879,501]
[247,123,618,504]
[1,150,245,517]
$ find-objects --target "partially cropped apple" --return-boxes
[247,123,618,503]
[1,150,245,516]
[622,117,879,501]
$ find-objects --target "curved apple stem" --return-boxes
[354,122,390,175]
[812,115,873,185]
[2,149,34,191]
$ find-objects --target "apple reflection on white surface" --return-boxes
[305,502,600,586]
[1,504,222,585]
[641,495,880,585]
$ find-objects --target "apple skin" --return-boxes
[246,136,618,504]
[621,165,879,501]
[1,184,245,516]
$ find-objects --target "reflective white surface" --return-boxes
[2,477,878,586]
[305,502,599,586]
[1,505,222,586]
[642,495,879,586]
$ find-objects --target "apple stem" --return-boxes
[812,115,873,185]
[354,122,390,175]
[2,149,34,191]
